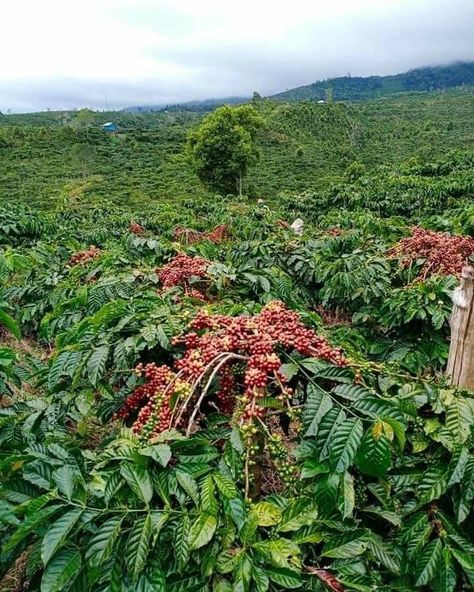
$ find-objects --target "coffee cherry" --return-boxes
[390,227,474,279]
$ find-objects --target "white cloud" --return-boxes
[1,0,473,111]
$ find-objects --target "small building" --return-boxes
[101,122,119,133]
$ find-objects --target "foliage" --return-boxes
[272,62,474,102]
[1,90,473,207]
[186,105,263,195]
[0,96,474,591]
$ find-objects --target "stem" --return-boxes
[174,352,248,429]
[284,353,365,420]
[185,353,234,436]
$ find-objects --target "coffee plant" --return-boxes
[0,143,474,591]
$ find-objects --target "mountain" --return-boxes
[124,96,248,113]
[270,62,474,102]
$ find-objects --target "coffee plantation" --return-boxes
[0,95,473,592]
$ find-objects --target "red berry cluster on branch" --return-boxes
[206,224,229,243]
[326,227,344,237]
[118,301,346,441]
[157,254,210,289]
[390,227,474,279]
[68,246,102,266]
[173,224,229,245]
[129,222,145,235]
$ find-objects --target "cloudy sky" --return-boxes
[1,0,473,112]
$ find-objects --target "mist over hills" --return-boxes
[121,61,474,113]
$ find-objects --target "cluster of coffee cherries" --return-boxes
[117,362,194,439]
[390,227,474,279]
[174,300,346,426]
[129,222,145,235]
[68,245,102,266]
[173,224,229,245]
[118,301,346,442]
[266,433,299,488]
[157,254,210,289]
[326,227,344,237]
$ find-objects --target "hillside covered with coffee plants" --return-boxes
[0,89,473,207]
[1,93,474,592]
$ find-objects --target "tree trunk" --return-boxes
[447,265,474,390]
[237,172,243,197]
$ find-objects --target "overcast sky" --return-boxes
[1,0,473,112]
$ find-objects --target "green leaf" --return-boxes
[240,512,259,544]
[227,496,246,531]
[41,508,83,565]
[127,513,152,582]
[213,579,233,592]
[230,427,244,454]
[86,515,124,567]
[352,395,405,422]
[48,351,82,389]
[53,465,80,500]
[278,498,318,532]
[120,463,153,505]
[252,538,301,569]
[433,548,457,592]
[104,472,125,503]
[234,554,252,591]
[341,471,355,518]
[445,395,473,444]
[252,565,269,592]
[382,416,406,450]
[216,548,242,574]
[456,456,474,523]
[0,346,15,368]
[355,429,391,477]
[176,470,199,505]
[303,383,333,437]
[141,444,172,467]
[251,501,282,526]
[174,513,190,569]
[367,535,400,573]
[86,344,109,386]
[447,446,469,487]
[418,464,450,504]
[136,563,166,592]
[213,472,238,499]
[266,566,302,588]
[40,549,81,592]
[322,529,370,559]
[402,514,431,561]
[200,473,218,515]
[0,308,21,340]
[188,513,217,550]
[361,506,401,527]
[279,363,298,381]
[450,547,474,570]
[415,539,443,586]
[329,418,363,473]
[3,504,61,553]
[301,459,329,479]
[292,525,323,544]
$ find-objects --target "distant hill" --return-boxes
[124,96,248,113]
[271,62,474,102]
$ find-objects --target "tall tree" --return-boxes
[186,105,262,195]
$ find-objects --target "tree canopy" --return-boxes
[186,104,263,195]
